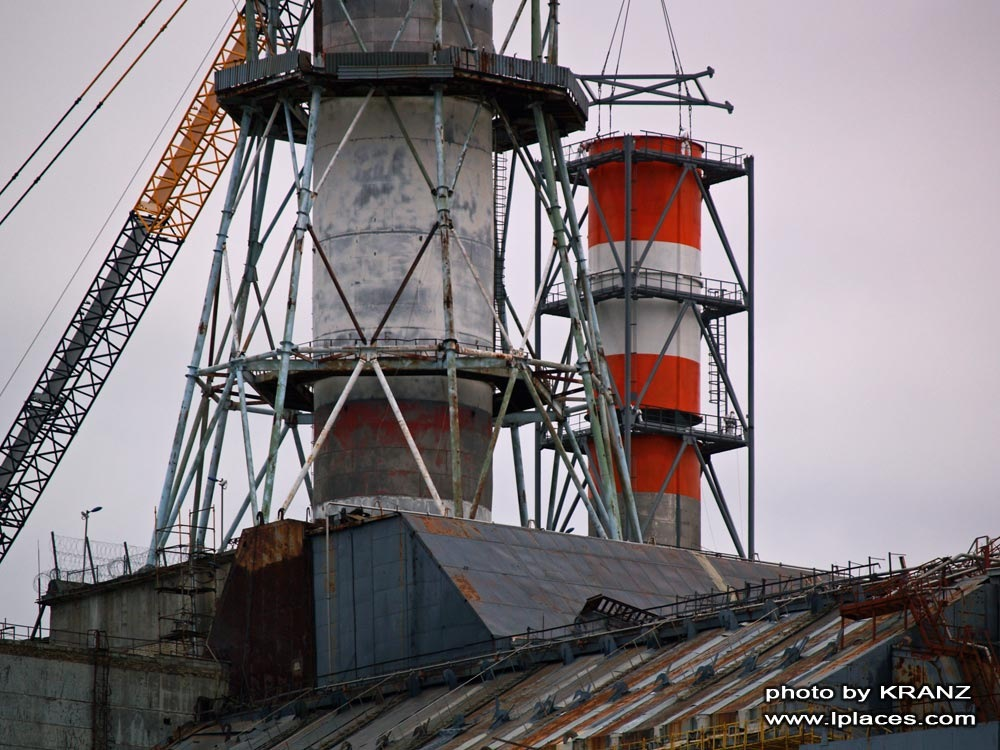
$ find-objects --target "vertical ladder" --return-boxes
[708,315,728,417]
[493,152,509,351]
[156,518,217,656]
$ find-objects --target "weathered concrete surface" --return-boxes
[44,552,234,649]
[312,376,493,516]
[0,638,226,750]
[311,93,497,516]
[319,0,494,54]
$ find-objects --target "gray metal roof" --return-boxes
[160,597,935,749]
[161,533,998,750]
[403,515,809,636]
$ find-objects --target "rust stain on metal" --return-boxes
[417,515,484,538]
[237,519,304,570]
[207,519,316,702]
[452,573,481,601]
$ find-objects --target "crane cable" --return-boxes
[0,7,237,403]
[0,0,167,202]
[597,0,631,135]
[0,0,192,231]
[658,0,693,137]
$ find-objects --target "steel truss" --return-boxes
[0,4,316,568]
[150,115,633,552]
[148,1,755,558]
[535,136,755,556]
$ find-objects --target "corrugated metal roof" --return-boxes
[163,529,1000,750]
[168,600,910,749]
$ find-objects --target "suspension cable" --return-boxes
[609,0,632,133]
[597,0,630,136]
[0,7,235,402]
[0,0,192,231]
[0,0,166,202]
[659,0,693,136]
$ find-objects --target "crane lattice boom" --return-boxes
[0,15,248,566]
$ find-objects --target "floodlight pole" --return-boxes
[81,506,102,584]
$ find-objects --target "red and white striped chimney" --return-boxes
[587,134,703,547]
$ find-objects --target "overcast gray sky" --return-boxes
[1,1,998,628]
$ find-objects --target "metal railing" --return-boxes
[0,620,217,660]
[546,268,744,307]
[218,46,589,117]
[443,47,588,112]
[562,409,746,442]
[638,129,745,165]
[563,131,745,168]
[613,703,852,750]
[305,334,495,351]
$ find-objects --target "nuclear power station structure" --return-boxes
[0,3,998,749]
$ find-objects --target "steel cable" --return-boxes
[0,0,166,201]
[0,0,192,231]
[659,0,693,135]
[0,8,236,402]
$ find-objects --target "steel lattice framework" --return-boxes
[146,2,754,558]
[0,0,755,568]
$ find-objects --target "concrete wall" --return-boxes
[45,553,233,650]
[310,91,497,518]
[318,0,493,54]
[0,638,226,750]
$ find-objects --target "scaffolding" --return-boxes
[155,516,219,657]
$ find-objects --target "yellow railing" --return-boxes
[600,704,851,750]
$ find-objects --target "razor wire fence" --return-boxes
[36,535,187,591]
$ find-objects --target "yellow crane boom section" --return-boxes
[134,15,247,240]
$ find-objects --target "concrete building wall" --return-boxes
[0,639,226,750]
[45,554,233,649]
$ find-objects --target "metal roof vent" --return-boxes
[532,695,557,720]
[693,663,715,686]
[490,697,511,729]
[780,636,810,667]
[609,680,631,701]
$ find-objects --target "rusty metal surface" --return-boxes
[207,519,315,703]
[165,567,998,750]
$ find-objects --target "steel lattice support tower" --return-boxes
[539,134,754,554]
[145,1,753,559]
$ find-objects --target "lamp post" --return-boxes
[81,506,102,583]
[208,476,226,549]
